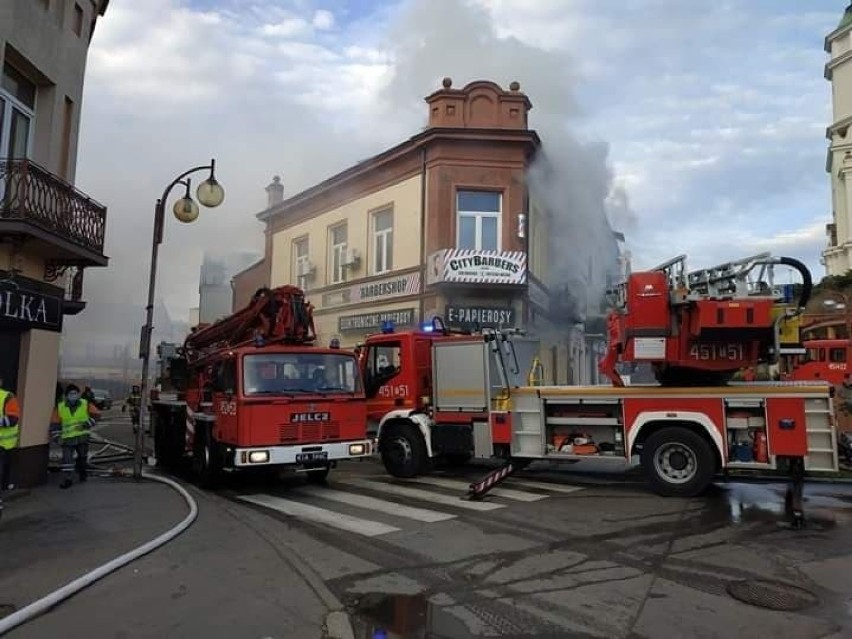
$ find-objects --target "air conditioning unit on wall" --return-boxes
[341,248,361,267]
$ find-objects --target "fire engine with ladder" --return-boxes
[150,285,371,487]
[361,253,839,525]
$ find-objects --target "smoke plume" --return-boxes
[379,0,636,318]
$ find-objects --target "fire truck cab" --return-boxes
[151,285,371,487]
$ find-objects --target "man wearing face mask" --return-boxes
[50,383,100,489]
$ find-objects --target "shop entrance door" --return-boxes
[0,330,22,392]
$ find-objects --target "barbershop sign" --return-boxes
[322,271,421,309]
[0,274,63,332]
[339,308,417,332]
[445,305,515,330]
[427,249,526,285]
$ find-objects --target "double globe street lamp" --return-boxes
[134,160,225,479]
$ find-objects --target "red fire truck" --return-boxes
[785,338,850,385]
[150,285,371,487]
[361,253,839,520]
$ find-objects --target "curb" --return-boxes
[202,488,356,639]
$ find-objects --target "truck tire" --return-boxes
[381,422,427,478]
[193,427,223,489]
[641,426,716,497]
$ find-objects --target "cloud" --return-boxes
[69,0,839,349]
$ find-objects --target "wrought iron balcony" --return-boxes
[0,158,108,267]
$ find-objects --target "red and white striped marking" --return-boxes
[469,463,515,496]
[185,406,195,451]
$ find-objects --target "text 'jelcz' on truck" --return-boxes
[149,285,372,487]
[359,252,839,518]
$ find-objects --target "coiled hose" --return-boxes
[0,471,198,636]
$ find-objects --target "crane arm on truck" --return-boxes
[599,252,813,387]
[183,286,316,365]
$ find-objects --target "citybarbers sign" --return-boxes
[427,249,526,285]
[445,305,515,330]
[0,273,63,332]
[339,308,416,332]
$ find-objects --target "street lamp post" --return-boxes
[134,159,225,480]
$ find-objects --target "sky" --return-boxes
[68,0,845,330]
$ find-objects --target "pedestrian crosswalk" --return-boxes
[236,475,585,538]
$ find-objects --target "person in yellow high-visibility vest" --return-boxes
[0,377,21,515]
[49,383,100,489]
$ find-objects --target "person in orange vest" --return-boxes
[50,383,100,489]
[0,377,21,516]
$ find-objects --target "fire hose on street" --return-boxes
[0,434,198,636]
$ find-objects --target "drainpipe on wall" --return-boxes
[419,147,427,324]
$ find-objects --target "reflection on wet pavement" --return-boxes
[350,593,477,639]
[708,482,852,527]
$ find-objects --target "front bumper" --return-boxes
[233,439,373,467]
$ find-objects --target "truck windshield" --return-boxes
[242,352,362,396]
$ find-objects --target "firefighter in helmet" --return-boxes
[123,384,142,433]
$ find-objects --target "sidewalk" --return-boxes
[0,469,335,639]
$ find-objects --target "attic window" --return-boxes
[446,104,455,115]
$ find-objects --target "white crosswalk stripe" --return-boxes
[348,478,505,511]
[507,479,585,494]
[294,485,456,522]
[404,476,548,502]
[237,474,586,538]
[238,494,401,537]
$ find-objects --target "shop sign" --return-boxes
[321,272,421,309]
[0,275,63,332]
[427,249,526,285]
[339,308,417,332]
[445,305,515,330]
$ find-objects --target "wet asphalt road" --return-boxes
[95,415,852,638]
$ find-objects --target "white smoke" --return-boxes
[379,0,637,316]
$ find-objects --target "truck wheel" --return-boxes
[306,465,330,484]
[193,429,223,489]
[381,422,427,478]
[641,427,716,497]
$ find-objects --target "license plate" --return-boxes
[296,451,328,463]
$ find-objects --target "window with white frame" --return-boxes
[372,209,393,274]
[329,223,348,284]
[293,236,310,289]
[456,190,501,251]
[0,62,36,160]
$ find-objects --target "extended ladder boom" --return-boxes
[183,285,316,363]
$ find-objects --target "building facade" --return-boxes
[0,0,109,486]
[233,78,625,384]
[823,2,852,275]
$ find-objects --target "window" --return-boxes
[329,223,347,284]
[457,190,501,251]
[364,343,401,397]
[292,236,310,289]
[242,352,361,396]
[73,3,84,36]
[372,209,393,274]
[0,63,35,160]
[59,96,74,180]
[830,348,846,363]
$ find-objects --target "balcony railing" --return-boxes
[0,158,107,256]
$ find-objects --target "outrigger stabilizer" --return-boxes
[466,459,530,500]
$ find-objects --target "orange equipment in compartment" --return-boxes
[752,430,769,463]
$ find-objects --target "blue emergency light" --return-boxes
[420,322,434,333]
[380,320,395,333]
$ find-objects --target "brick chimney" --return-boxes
[425,78,532,130]
[265,176,284,208]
